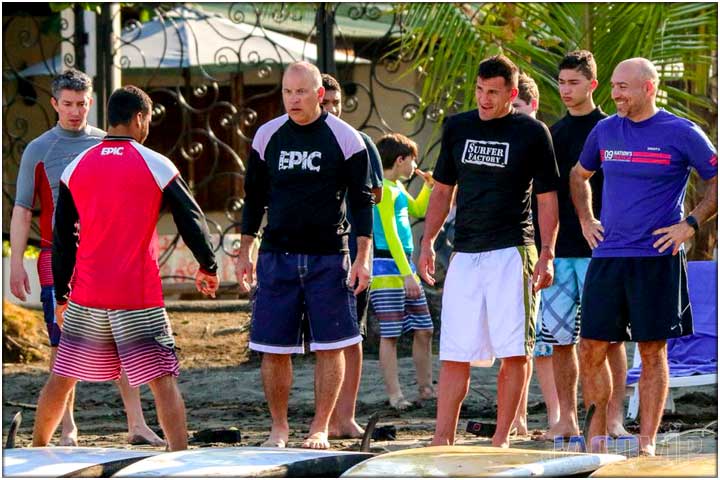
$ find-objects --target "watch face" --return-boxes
[686,216,699,231]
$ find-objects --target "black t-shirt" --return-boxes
[548,108,606,257]
[241,111,373,254]
[433,109,560,253]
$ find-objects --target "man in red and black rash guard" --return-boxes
[10,69,165,447]
[32,85,218,451]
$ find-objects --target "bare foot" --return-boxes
[128,425,167,447]
[260,438,286,448]
[538,421,580,441]
[328,419,364,439]
[491,434,510,448]
[58,433,78,446]
[608,424,631,438]
[260,424,289,448]
[389,395,412,411]
[302,431,330,449]
[511,418,528,436]
[639,444,656,456]
[418,385,436,401]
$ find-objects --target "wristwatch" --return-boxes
[685,215,699,233]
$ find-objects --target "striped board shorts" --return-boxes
[53,301,179,387]
[369,257,434,338]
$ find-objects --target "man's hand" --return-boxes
[55,303,68,330]
[580,218,604,249]
[196,270,219,298]
[404,274,422,299]
[532,249,555,293]
[652,220,695,255]
[417,243,436,286]
[348,257,370,295]
[414,168,435,188]
[235,254,255,293]
[9,261,31,301]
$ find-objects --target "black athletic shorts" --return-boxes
[580,252,693,342]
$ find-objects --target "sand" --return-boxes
[2,310,716,455]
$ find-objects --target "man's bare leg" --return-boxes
[261,353,292,448]
[637,341,669,456]
[116,371,166,446]
[607,342,630,437]
[147,375,187,451]
[431,361,470,446]
[48,348,78,446]
[328,343,364,439]
[304,348,344,449]
[379,337,410,409]
[493,356,528,448]
[536,355,560,428]
[543,344,580,439]
[579,338,611,453]
[32,373,78,446]
[412,329,435,401]
[512,357,533,435]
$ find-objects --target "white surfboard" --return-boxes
[341,445,626,477]
[3,447,157,477]
[112,447,373,477]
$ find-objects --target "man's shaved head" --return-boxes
[616,58,659,87]
[284,61,322,89]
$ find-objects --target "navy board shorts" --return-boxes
[249,251,363,353]
[580,252,693,342]
[41,285,62,347]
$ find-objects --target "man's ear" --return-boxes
[509,87,519,101]
[531,98,539,112]
[589,78,599,92]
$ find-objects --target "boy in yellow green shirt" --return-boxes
[370,133,435,409]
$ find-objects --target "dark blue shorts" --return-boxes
[580,252,693,342]
[249,252,362,353]
[41,286,62,347]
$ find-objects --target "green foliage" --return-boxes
[2,241,40,259]
[397,3,718,128]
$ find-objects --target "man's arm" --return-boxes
[163,176,219,297]
[344,148,374,294]
[533,191,559,292]
[570,163,604,249]
[52,182,80,305]
[417,181,455,286]
[653,175,718,255]
[11,142,41,301]
[9,206,33,300]
[237,149,270,293]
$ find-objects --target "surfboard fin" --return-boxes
[582,403,596,453]
[6,411,22,449]
[360,411,381,452]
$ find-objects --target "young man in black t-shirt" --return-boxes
[418,55,560,448]
[539,51,629,442]
[236,62,373,450]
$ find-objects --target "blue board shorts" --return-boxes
[249,251,362,354]
[41,286,62,347]
[538,258,588,346]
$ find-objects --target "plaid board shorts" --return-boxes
[52,301,179,387]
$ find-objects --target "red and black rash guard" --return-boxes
[241,111,373,254]
[53,136,217,309]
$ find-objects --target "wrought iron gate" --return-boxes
[3,3,441,292]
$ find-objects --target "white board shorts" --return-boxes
[439,246,539,366]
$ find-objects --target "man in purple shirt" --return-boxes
[570,58,717,455]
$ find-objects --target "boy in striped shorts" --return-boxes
[369,133,435,410]
[32,86,218,451]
